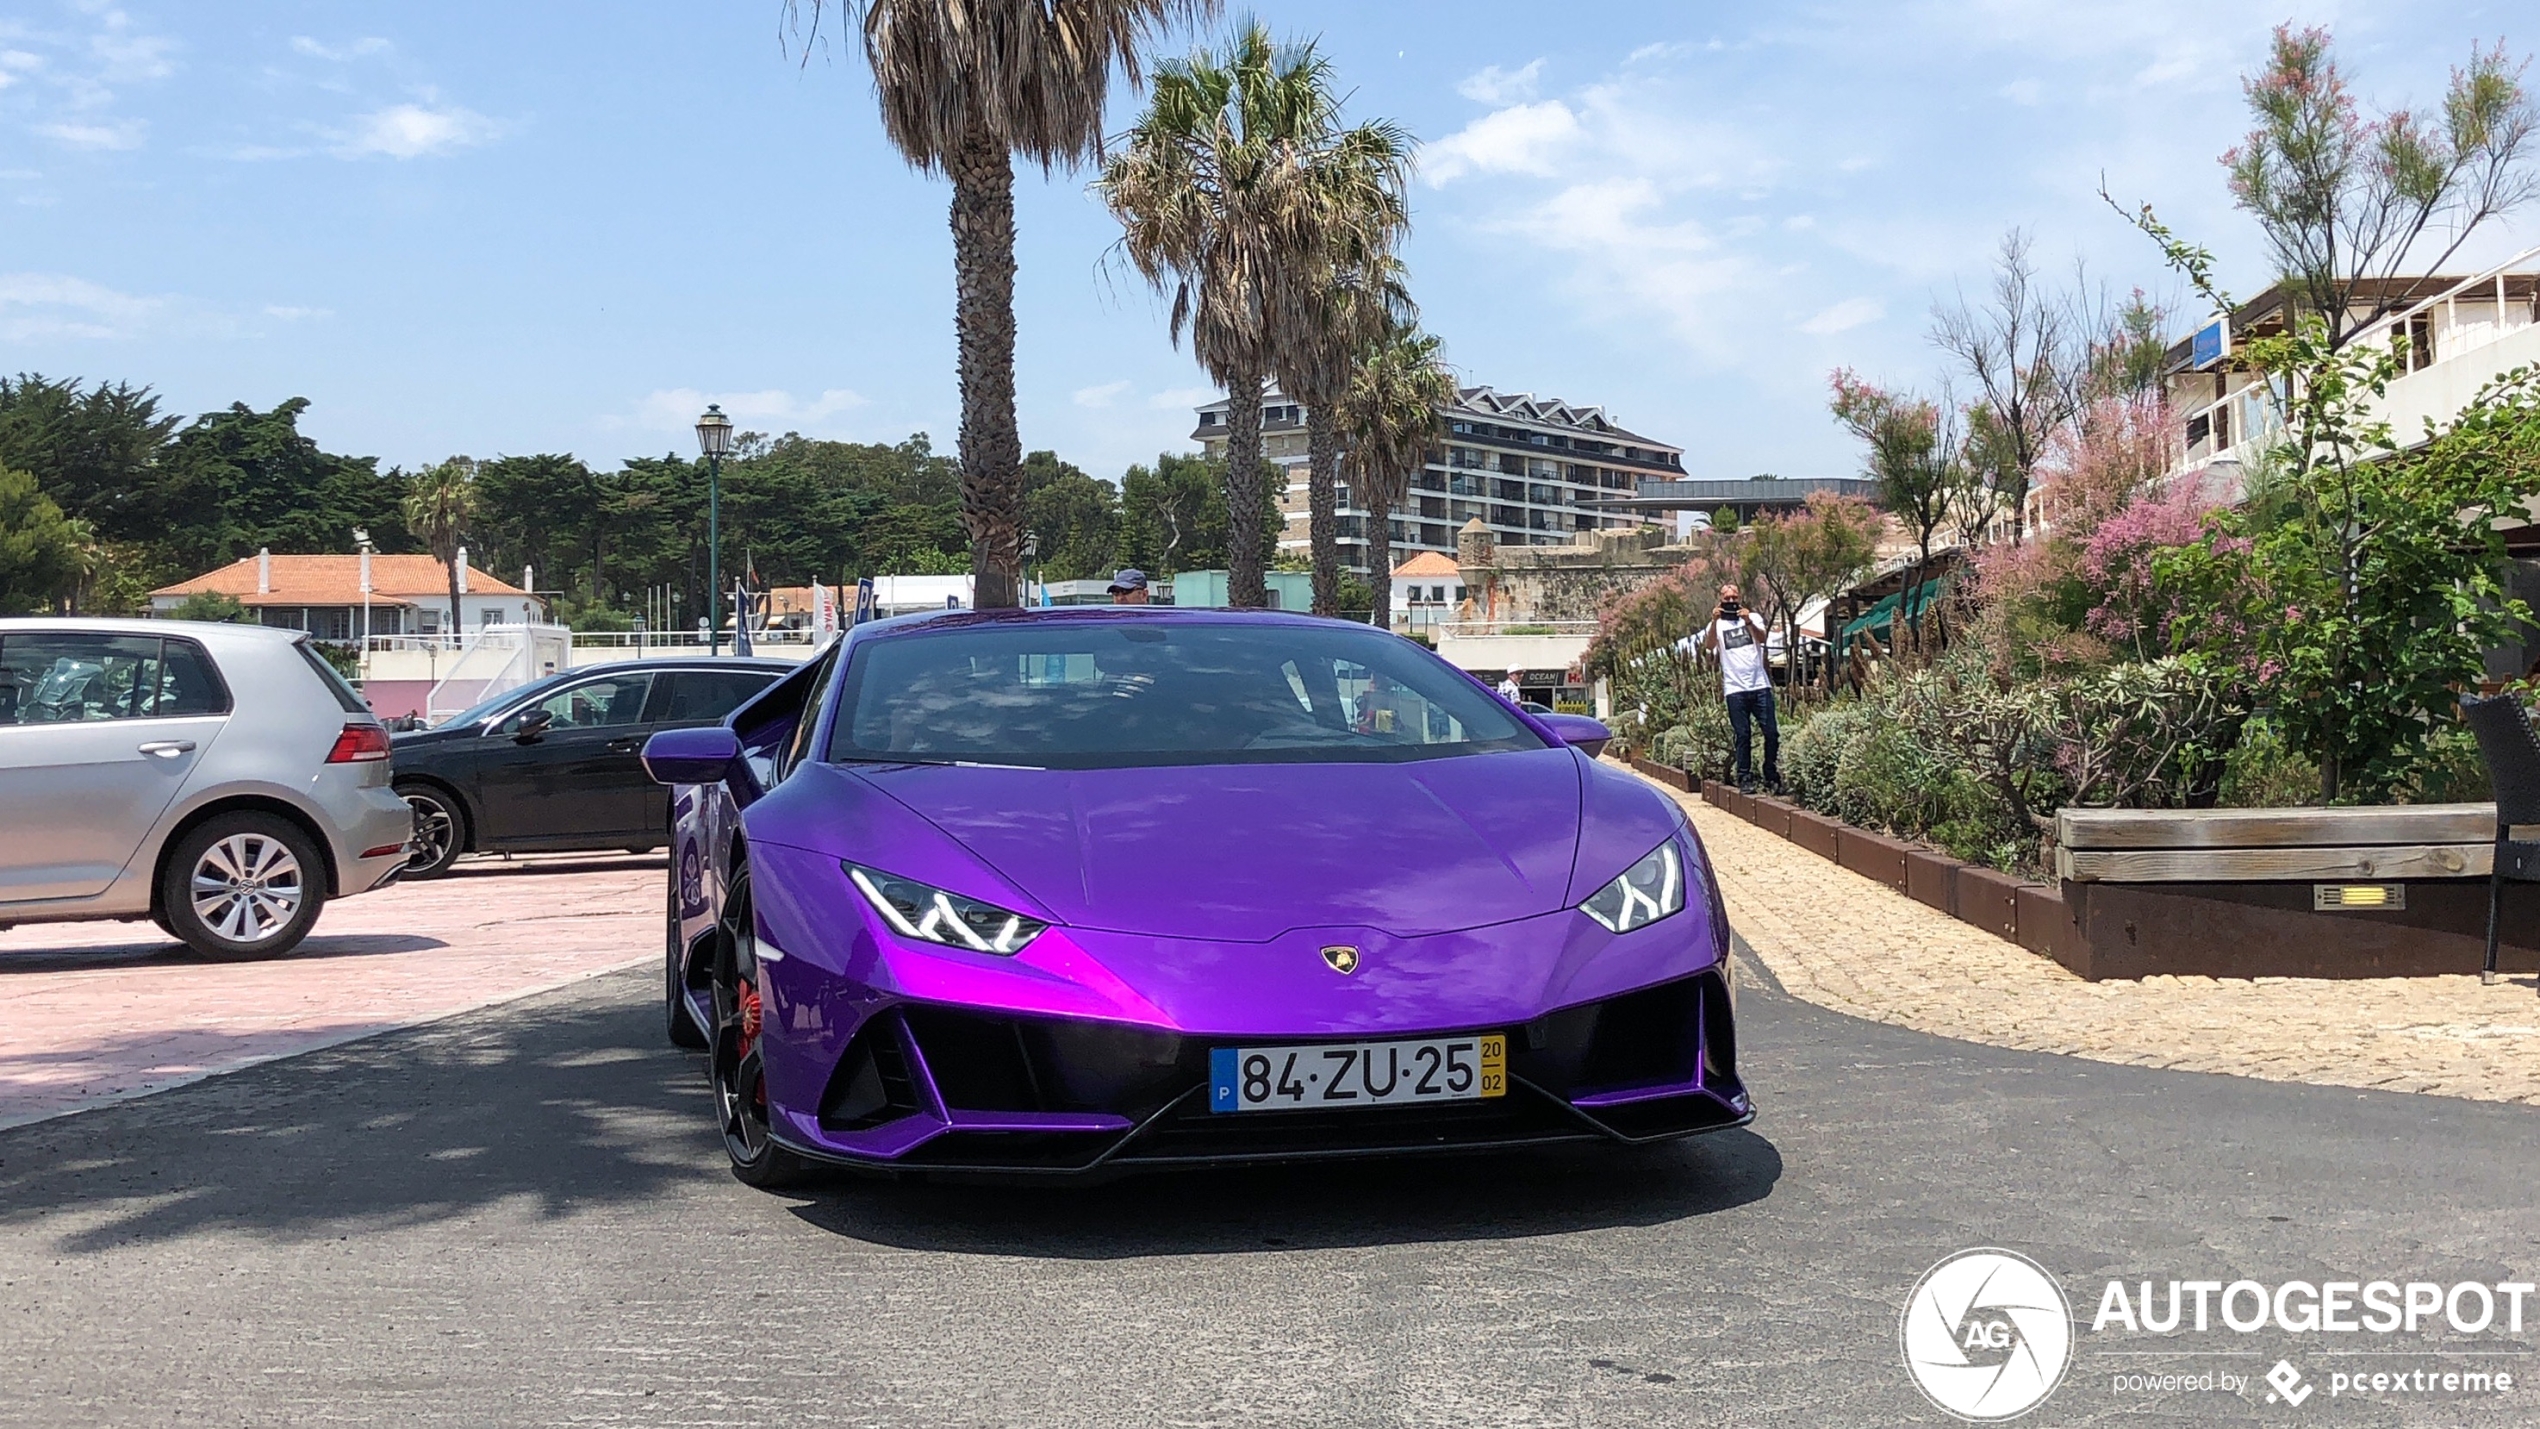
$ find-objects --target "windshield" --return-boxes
[827,618,1544,770]
[434,670,574,730]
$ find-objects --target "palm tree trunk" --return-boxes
[949,124,1023,611]
[1365,477,1395,632]
[1223,365,1268,609]
[1305,404,1340,617]
[443,545,464,641]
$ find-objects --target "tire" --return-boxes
[710,862,820,1190]
[665,854,707,1050]
[396,782,467,879]
[159,813,327,961]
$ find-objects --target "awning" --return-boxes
[1840,574,1949,643]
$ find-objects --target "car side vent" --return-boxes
[818,1015,921,1131]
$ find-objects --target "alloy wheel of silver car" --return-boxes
[157,812,328,961]
[189,832,305,944]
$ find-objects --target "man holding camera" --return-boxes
[1696,583,1780,794]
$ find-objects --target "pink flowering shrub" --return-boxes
[2077,483,2216,656]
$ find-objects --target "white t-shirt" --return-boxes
[1496,678,1522,702]
[1710,616,1771,695]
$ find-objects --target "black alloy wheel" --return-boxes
[396,783,466,879]
[709,863,818,1189]
[665,851,707,1050]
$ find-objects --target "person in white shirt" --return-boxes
[1497,669,1523,704]
[1696,584,1780,792]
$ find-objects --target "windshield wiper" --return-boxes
[830,754,1046,770]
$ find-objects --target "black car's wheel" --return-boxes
[665,854,707,1050]
[710,863,819,1189]
[396,782,467,879]
[158,813,326,961]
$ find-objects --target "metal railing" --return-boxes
[1437,619,1600,638]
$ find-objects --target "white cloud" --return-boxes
[1999,78,2042,105]
[1456,59,1543,105]
[604,387,871,436]
[1423,101,1582,183]
[1071,380,1131,409]
[0,49,41,89]
[291,36,390,62]
[37,118,144,150]
[263,304,333,321]
[1798,297,1884,334]
[332,102,501,159]
[0,272,162,340]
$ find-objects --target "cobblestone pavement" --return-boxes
[1640,774,2540,1107]
[0,855,659,1130]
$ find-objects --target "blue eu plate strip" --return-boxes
[1209,1048,1238,1113]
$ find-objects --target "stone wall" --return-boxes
[1453,520,1702,625]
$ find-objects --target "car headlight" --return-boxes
[845,862,1049,954]
[1579,842,1685,934]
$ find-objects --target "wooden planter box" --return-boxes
[1632,757,1692,792]
[1700,778,1727,806]
[1837,826,1910,891]
[1748,796,1793,839]
[1954,865,2024,942]
[1906,849,1961,915]
[1787,808,1844,863]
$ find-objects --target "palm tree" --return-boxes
[1337,324,1455,628]
[1102,23,1400,609]
[403,458,478,638]
[796,0,1211,609]
[1277,244,1412,618]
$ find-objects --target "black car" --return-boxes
[390,657,789,877]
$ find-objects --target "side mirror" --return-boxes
[1540,712,1611,761]
[643,725,743,786]
[511,708,554,744]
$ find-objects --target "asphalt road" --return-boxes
[2,949,2533,1428]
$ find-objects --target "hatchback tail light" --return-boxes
[326,723,393,763]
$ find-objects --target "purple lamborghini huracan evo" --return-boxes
[643,607,1749,1187]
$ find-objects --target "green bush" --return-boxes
[2216,717,2320,808]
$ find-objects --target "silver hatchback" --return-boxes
[0,618,414,959]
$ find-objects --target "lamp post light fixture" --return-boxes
[695,404,734,656]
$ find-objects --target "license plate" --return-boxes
[1209,1035,1506,1113]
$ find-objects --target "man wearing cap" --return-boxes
[1108,569,1150,604]
[1496,668,1523,703]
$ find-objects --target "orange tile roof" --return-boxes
[1390,551,1462,579]
[150,554,530,607]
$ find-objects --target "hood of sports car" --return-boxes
[843,748,1586,942]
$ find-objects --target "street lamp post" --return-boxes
[695,404,733,656]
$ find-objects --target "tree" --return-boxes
[154,399,411,573]
[794,0,1210,609]
[167,590,249,623]
[1021,450,1121,582]
[2225,25,2536,351]
[1272,167,1414,615]
[1931,230,2082,542]
[0,374,180,545]
[1829,370,1955,647]
[402,458,479,637]
[1116,451,1227,577]
[2122,203,2540,798]
[1335,322,1455,626]
[1103,23,1380,609]
[1742,492,1881,690]
[0,465,80,615]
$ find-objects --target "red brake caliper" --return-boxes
[737,979,765,1108]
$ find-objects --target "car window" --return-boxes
[656,669,779,724]
[503,673,653,733]
[776,646,841,782]
[828,620,1543,770]
[158,638,232,716]
[291,640,369,714]
[0,633,172,724]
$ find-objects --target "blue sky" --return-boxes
[4,0,2536,489]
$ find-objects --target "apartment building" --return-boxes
[2157,259,2540,506]
[1190,385,1680,575]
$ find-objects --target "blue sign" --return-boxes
[2190,316,2230,370]
[852,577,876,627]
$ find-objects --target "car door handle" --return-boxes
[138,740,197,758]
[605,736,644,753]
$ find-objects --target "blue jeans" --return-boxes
[1726,688,1780,788]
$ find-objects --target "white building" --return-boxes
[1191,385,1680,576]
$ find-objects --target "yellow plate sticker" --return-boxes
[1479,1034,1507,1098]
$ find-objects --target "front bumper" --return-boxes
[761,968,1749,1177]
